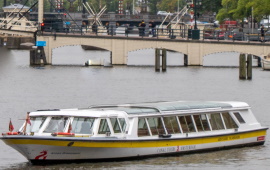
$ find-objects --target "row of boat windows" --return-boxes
[25,117,127,135]
[25,112,245,136]
[138,112,245,137]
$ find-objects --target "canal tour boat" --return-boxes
[1,101,267,164]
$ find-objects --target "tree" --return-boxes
[216,0,239,22]
[216,0,270,24]
[200,0,222,14]
[148,0,160,14]
[248,0,270,21]
[157,0,180,13]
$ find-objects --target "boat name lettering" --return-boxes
[157,147,176,153]
[218,135,240,141]
[180,145,196,151]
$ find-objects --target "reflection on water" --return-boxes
[0,47,270,169]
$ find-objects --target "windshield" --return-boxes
[43,117,68,133]
[25,116,46,133]
[71,117,95,134]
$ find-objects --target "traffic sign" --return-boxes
[36,41,46,47]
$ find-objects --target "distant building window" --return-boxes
[233,112,246,124]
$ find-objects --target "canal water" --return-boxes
[0,46,270,169]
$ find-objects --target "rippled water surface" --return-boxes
[0,46,270,169]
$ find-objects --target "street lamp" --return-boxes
[194,0,197,30]
[133,0,135,15]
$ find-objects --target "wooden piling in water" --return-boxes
[184,54,188,66]
[30,47,47,66]
[0,37,3,46]
[162,49,167,71]
[257,56,262,67]
[239,53,246,79]
[6,37,20,49]
[247,54,252,80]
[155,48,160,71]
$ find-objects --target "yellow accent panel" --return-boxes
[4,130,267,148]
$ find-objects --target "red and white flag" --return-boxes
[9,119,14,132]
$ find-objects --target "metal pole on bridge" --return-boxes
[38,0,44,25]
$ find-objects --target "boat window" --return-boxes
[43,117,68,133]
[110,118,122,133]
[193,114,210,132]
[208,113,225,130]
[118,118,127,132]
[178,115,196,133]
[71,117,95,134]
[98,119,111,134]
[138,118,150,137]
[147,117,166,135]
[222,112,238,129]
[233,112,246,124]
[26,116,46,133]
[163,116,181,134]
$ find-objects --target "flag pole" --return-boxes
[23,112,30,134]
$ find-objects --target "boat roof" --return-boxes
[30,101,249,117]
[89,101,248,114]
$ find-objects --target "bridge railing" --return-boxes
[72,25,189,39]
[202,30,268,42]
[40,24,190,39]
[39,24,268,42]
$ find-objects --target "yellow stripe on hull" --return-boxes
[3,130,267,148]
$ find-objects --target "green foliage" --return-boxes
[157,0,185,13]
[200,0,222,14]
[217,0,270,23]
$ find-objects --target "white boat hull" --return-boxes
[2,129,266,163]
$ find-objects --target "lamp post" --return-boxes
[38,0,43,25]
[133,0,135,15]
[194,0,197,30]
[177,0,179,20]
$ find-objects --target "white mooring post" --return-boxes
[38,0,44,25]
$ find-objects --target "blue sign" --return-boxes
[65,22,70,25]
[36,41,46,47]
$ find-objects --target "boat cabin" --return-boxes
[20,101,261,139]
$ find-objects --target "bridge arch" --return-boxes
[51,44,111,65]
[203,51,261,66]
[127,48,186,66]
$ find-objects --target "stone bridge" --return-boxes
[36,33,270,65]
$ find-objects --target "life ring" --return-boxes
[2,132,19,135]
[51,132,75,136]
